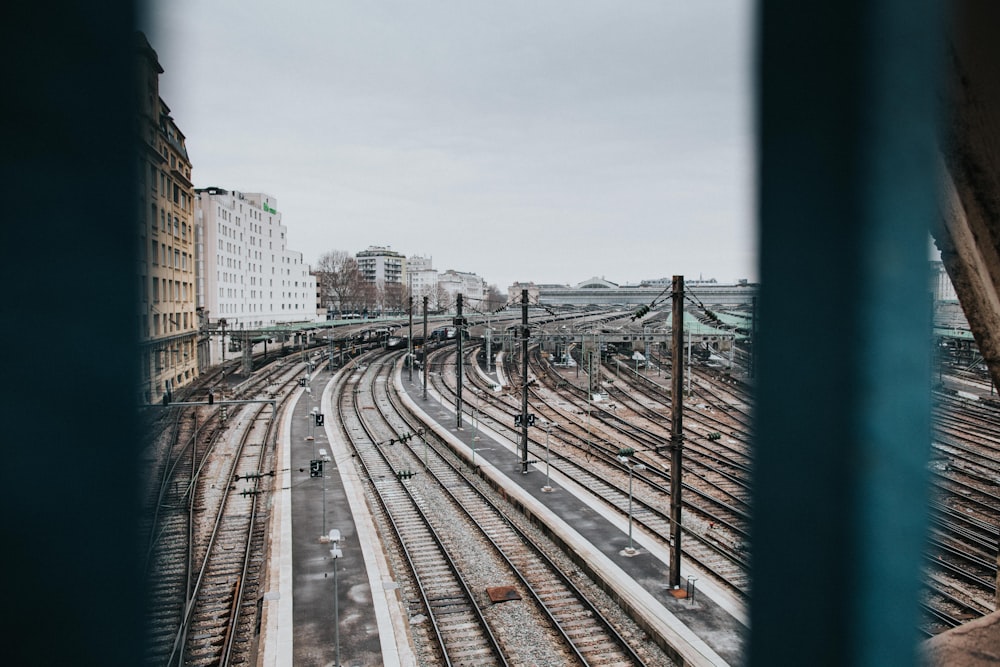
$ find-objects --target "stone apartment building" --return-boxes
[137,34,199,404]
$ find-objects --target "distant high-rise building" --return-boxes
[356,246,406,285]
[137,33,199,404]
[356,246,407,314]
[195,187,317,365]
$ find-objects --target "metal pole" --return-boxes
[686,329,692,394]
[472,396,479,442]
[587,363,592,451]
[456,293,464,429]
[669,275,684,588]
[334,553,340,667]
[407,294,413,382]
[422,296,428,399]
[542,423,553,492]
[577,333,581,378]
[486,315,492,373]
[520,288,529,474]
[627,468,634,551]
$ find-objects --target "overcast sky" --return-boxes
[143,1,755,290]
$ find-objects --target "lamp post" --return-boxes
[328,529,343,667]
[306,398,316,442]
[321,448,331,535]
[644,325,651,367]
[542,421,557,493]
[486,315,493,373]
[617,454,647,555]
[471,389,481,442]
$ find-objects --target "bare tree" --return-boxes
[485,284,506,311]
[434,284,452,313]
[316,250,364,318]
[384,281,406,315]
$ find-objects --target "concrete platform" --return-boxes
[259,358,747,666]
[259,364,414,667]
[397,369,748,667]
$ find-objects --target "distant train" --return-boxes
[429,326,468,342]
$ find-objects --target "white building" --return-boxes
[931,260,958,302]
[195,187,317,365]
[439,270,486,309]
[406,254,439,306]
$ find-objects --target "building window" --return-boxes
[151,240,158,266]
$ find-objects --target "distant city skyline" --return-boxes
[143,1,755,290]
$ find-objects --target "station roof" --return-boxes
[935,326,975,340]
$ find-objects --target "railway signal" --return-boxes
[315,413,325,426]
[514,414,536,428]
[310,459,324,477]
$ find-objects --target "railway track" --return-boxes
[338,351,670,664]
[141,356,303,666]
[430,343,751,597]
[338,356,511,665]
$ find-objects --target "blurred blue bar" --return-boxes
[751,1,943,665]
